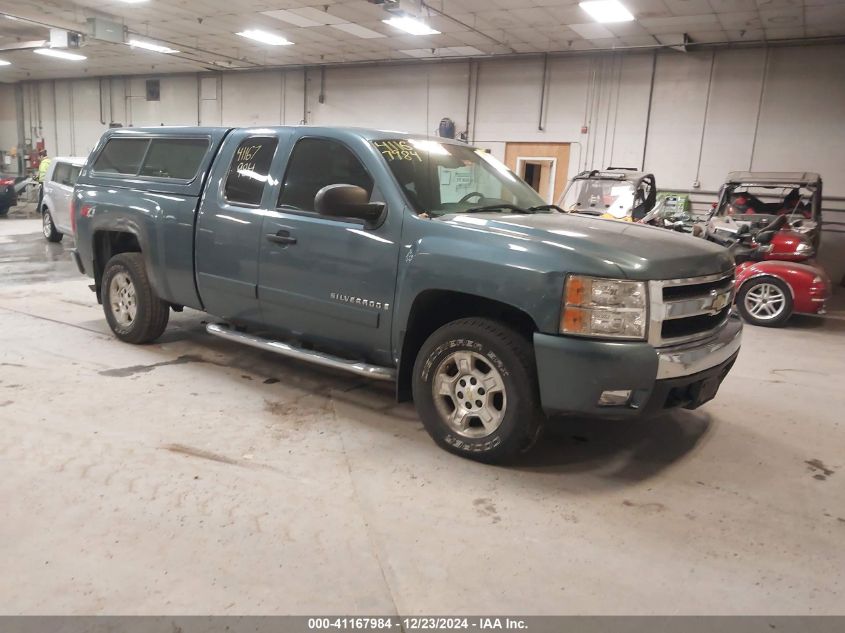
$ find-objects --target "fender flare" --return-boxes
[737,272,795,300]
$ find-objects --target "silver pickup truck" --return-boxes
[71,126,742,462]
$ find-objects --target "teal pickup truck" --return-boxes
[71,127,741,462]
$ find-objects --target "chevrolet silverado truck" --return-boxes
[71,127,742,463]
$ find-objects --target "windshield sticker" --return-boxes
[374,140,423,162]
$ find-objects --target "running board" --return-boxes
[205,323,396,382]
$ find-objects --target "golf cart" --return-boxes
[706,171,823,251]
[559,169,656,222]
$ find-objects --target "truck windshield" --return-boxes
[373,139,547,216]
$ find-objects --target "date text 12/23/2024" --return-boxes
[307,618,528,630]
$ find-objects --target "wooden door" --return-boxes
[505,142,570,204]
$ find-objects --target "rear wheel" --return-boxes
[42,209,63,242]
[102,252,170,344]
[412,318,544,463]
[736,277,793,327]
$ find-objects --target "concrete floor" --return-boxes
[1,215,843,615]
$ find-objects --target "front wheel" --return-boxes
[102,252,170,344]
[42,209,63,242]
[412,318,544,463]
[736,277,793,327]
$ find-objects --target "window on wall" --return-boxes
[224,137,279,206]
[146,79,160,101]
[278,138,373,212]
[138,138,209,180]
[92,138,149,175]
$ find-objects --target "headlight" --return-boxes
[561,275,648,340]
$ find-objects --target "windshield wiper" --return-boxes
[528,204,566,213]
[463,204,534,214]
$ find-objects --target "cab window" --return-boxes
[224,137,278,206]
[278,138,373,212]
[51,163,70,185]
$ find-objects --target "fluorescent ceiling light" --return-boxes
[382,16,440,36]
[579,0,634,23]
[0,59,11,66]
[34,48,87,61]
[128,39,179,54]
[236,29,293,46]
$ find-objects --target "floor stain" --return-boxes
[99,354,208,377]
[0,362,24,368]
[161,443,240,466]
[160,443,279,472]
[0,400,12,407]
[263,378,280,384]
[264,395,333,440]
[473,497,501,524]
[771,368,827,377]
[805,458,835,480]
[622,499,667,513]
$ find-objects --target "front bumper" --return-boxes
[534,314,742,417]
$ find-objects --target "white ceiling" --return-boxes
[0,0,844,81]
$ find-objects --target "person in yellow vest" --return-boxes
[37,150,51,210]
[37,150,51,182]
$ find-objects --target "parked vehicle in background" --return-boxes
[0,175,17,216]
[707,171,822,250]
[41,157,87,242]
[725,216,831,327]
[559,169,657,222]
[72,127,741,463]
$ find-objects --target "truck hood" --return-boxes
[441,212,734,280]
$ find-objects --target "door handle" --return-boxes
[266,229,297,245]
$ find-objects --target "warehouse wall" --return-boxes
[1,43,843,277]
[3,43,843,193]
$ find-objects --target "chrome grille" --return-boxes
[648,271,735,347]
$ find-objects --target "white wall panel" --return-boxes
[0,84,15,157]
[643,51,712,188]
[697,48,766,191]
[221,71,284,127]
[753,45,845,196]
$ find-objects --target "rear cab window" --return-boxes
[224,137,279,206]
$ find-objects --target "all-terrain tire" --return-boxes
[102,252,170,344]
[412,317,544,463]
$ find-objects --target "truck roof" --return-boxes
[105,125,468,145]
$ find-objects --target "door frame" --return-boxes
[515,156,557,204]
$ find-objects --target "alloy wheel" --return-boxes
[109,272,138,326]
[432,350,507,438]
[744,282,787,321]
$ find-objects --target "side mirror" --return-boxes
[314,184,385,223]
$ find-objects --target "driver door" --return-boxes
[258,136,400,365]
